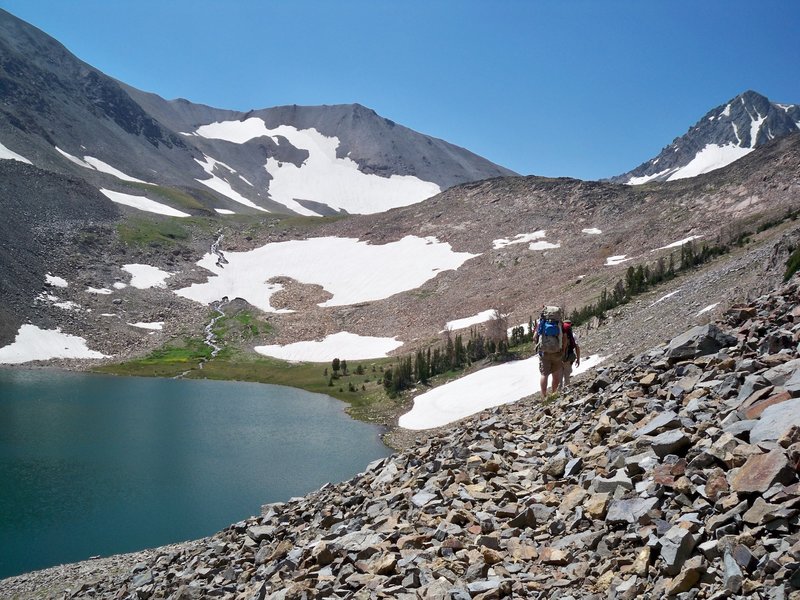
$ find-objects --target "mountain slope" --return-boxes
[4,131,796,367]
[612,90,800,185]
[0,8,516,219]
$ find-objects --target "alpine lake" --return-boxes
[0,368,391,579]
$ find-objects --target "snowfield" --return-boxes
[176,235,478,313]
[0,325,107,364]
[399,354,606,430]
[255,331,403,361]
[100,189,190,218]
[193,118,441,216]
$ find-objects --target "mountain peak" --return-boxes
[613,90,800,185]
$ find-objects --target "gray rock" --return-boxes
[723,551,743,593]
[750,398,800,443]
[633,411,680,438]
[606,497,659,525]
[666,324,736,361]
[650,430,691,457]
[660,526,697,575]
[593,470,634,494]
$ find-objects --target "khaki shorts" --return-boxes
[538,352,562,377]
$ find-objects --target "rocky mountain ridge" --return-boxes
[0,8,515,220]
[612,90,800,185]
[3,266,799,599]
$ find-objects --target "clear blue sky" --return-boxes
[1,0,798,180]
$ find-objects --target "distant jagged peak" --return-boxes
[613,90,800,185]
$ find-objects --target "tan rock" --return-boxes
[539,547,570,565]
[559,486,588,513]
[585,492,610,519]
[632,546,651,576]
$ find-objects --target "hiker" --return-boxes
[533,305,567,398]
[561,320,581,388]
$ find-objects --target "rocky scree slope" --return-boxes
[4,277,800,598]
[0,160,120,344]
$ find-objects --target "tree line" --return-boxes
[382,310,520,397]
[568,240,727,326]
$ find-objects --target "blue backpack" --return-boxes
[537,306,563,354]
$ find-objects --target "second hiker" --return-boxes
[561,319,581,389]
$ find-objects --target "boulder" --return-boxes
[666,324,736,361]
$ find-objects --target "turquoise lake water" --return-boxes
[0,369,390,579]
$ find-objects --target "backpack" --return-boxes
[537,305,563,354]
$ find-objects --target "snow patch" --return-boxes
[127,322,164,330]
[122,264,174,289]
[112,282,128,290]
[194,118,441,215]
[86,287,113,295]
[0,324,107,364]
[399,354,606,430]
[529,241,561,251]
[442,309,498,332]
[84,156,150,183]
[749,111,766,148]
[654,235,703,251]
[605,255,632,266]
[175,235,478,313]
[214,208,236,215]
[0,140,32,164]
[651,289,682,306]
[255,331,403,362]
[696,302,720,316]
[46,274,68,288]
[493,231,546,249]
[626,168,673,185]
[100,189,191,218]
[582,228,602,235]
[56,147,92,168]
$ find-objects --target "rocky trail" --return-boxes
[3,278,800,599]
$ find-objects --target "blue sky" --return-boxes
[1,0,798,180]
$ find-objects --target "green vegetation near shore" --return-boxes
[94,343,401,424]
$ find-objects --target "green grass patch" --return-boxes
[122,182,208,212]
[117,217,190,248]
[96,344,397,424]
[94,337,218,378]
